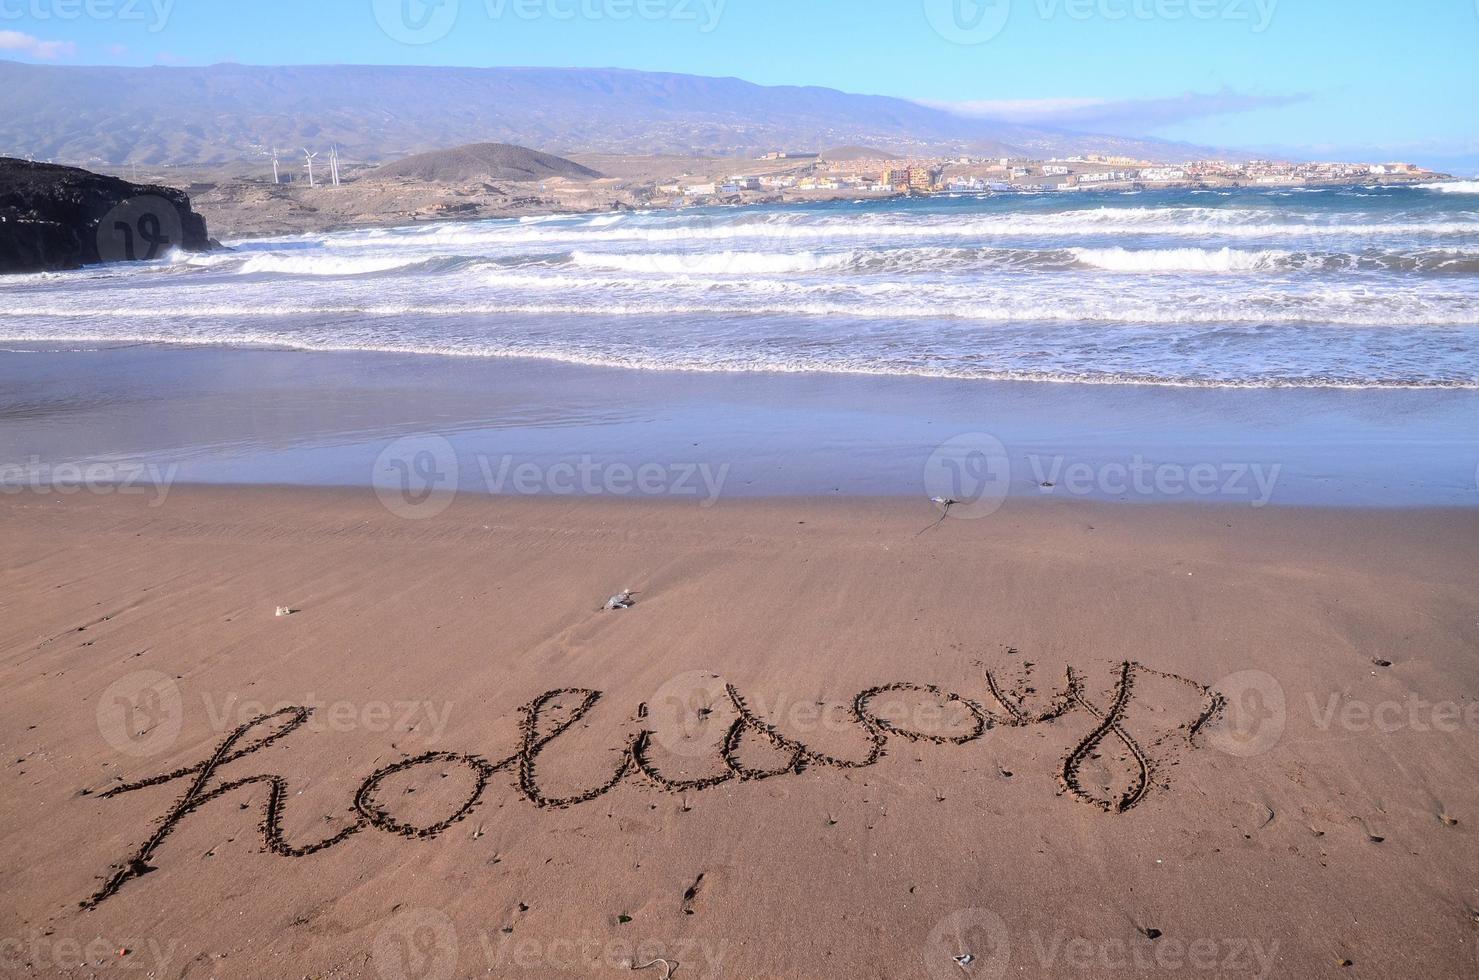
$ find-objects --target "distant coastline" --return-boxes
[181,152,1453,242]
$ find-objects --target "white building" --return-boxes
[1139,167,1187,182]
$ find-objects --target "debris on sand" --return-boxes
[631,957,675,979]
[604,590,637,610]
[274,606,298,617]
[917,497,959,536]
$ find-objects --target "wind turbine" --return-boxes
[271,147,280,184]
[329,145,341,187]
[302,148,318,188]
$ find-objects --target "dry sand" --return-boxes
[1,488,1476,978]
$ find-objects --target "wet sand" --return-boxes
[2,346,1477,506]
[1,488,1476,977]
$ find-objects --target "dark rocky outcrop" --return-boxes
[0,157,212,274]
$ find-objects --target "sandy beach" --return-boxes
[1,487,1476,977]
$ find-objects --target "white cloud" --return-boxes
[0,30,77,60]
[919,89,1306,135]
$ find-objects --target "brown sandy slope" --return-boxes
[0,489,1476,977]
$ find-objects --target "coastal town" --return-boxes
[179,143,1453,238]
[656,149,1448,204]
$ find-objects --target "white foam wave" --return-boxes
[7,288,1477,326]
[570,250,849,275]
[1,326,1473,390]
[320,208,1479,249]
[237,254,427,276]
[1420,180,1479,194]
[1071,247,1290,273]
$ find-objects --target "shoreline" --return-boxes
[4,345,1477,508]
[2,346,1477,508]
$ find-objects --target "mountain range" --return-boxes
[0,60,1209,167]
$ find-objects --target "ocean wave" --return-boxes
[317,209,1479,249]
[7,190,1478,391]
[1071,247,1289,273]
[1,326,1474,390]
[1420,180,1479,194]
[1067,245,1479,275]
[7,287,1478,326]
[237,254,431,276]
[570,249,850,275]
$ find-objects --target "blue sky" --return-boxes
[3,0,1477,164]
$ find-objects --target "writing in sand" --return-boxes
[83,657,1225,908]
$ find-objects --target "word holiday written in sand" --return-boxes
[84,659,1223,908]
